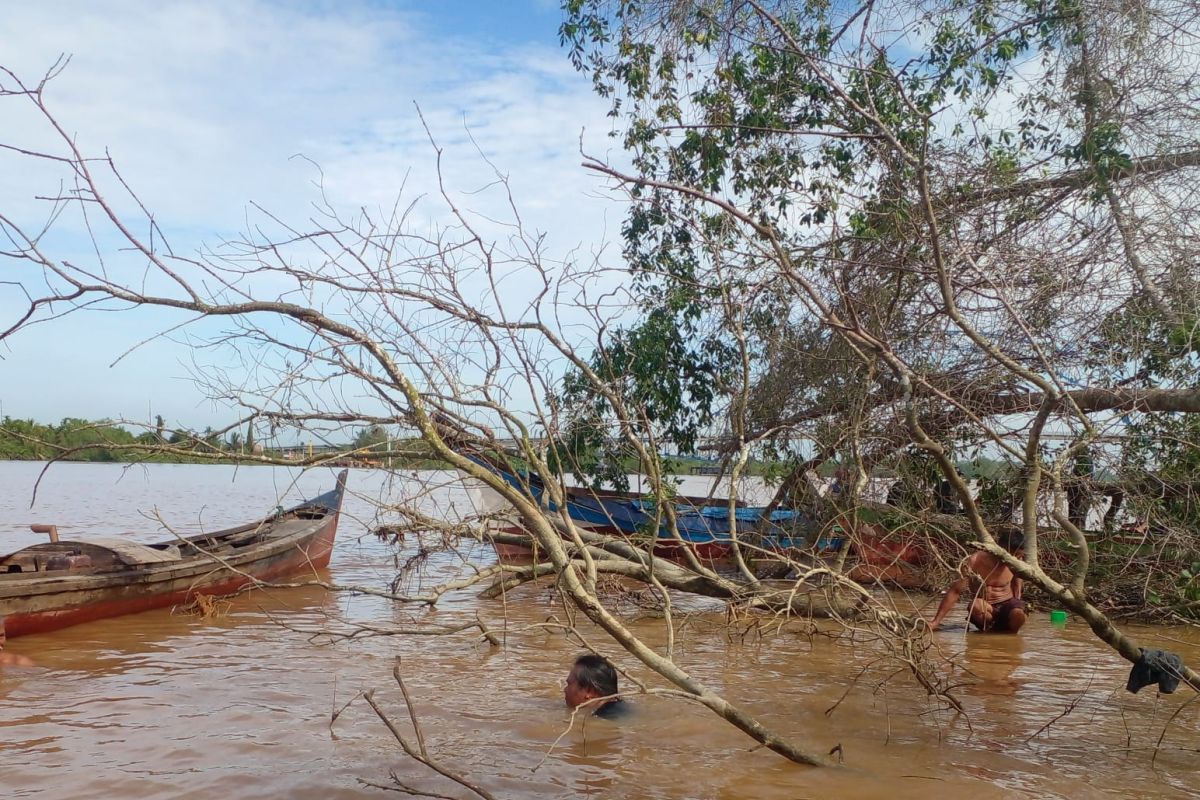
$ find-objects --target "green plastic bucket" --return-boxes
[1050,610,1068,624]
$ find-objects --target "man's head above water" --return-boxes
[564,653,619,710]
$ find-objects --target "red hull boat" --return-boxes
[0,471,347,639]
[486,524,733,564]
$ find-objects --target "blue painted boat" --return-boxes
[463,453,817,558]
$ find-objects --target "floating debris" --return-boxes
[373,524,406,541]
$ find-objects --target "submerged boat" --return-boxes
[460,449,935,587]
[460,452,807,560]
[0,471,348,639]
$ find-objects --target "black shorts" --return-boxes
[988,598,1026,630]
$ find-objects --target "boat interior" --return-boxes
[0,509,326,576]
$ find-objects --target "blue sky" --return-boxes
[414,0,565,44]
[0,0,625,432]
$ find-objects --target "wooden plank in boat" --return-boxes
[80,537,182,564]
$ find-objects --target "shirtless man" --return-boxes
[929,531,1027,633]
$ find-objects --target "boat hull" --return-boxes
[0,472,346,639]
[489,534,732,564]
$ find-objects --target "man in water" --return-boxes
[928,531,1027,633]
[564,654,629,719]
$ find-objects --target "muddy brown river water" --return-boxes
[1,462,1197,799]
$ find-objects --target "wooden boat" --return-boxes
[838,514,932,587]
[849,517,929,566]
[0,471,348,639]
[460,452,806,561]
[464,453,936,588]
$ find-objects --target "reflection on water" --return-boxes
[1,461,1199,799]
[963,634,1023,697]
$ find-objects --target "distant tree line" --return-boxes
[0,417,149,461]
[0,417,450,467]
[0,416,260,462]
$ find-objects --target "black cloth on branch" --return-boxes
[1126,648,1184,695]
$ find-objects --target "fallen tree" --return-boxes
[560,0,1200,684]
[0,59,955,767]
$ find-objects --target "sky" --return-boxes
[0,0,625,432]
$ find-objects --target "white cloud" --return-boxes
[0,0,628,428]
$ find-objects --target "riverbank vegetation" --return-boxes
[2,0,1199,772]
[0,416,448,468]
